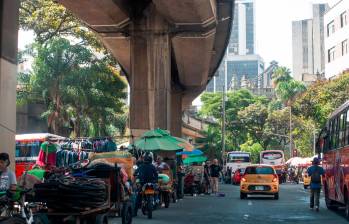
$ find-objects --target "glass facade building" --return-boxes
[206,0,264,92]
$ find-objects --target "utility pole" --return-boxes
[222,76,226,168]
[222,59,227,168]
[289,106,292,158]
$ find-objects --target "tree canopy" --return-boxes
[198,66,318,159]
[18,38,127,137]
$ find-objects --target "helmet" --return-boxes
[144,155,152,164]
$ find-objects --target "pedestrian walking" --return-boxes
[307,157,324,212]
[203,161,211,195]
[210,159,222,194]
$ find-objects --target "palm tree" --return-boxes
[272,66,306,158]
[272,67,292,87]
[275,80,306,106]
[272,66,306,106]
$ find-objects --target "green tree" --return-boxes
[294,72,349,127]
[275,79,307,106]
[240,138,263,163]
[20,0,101,48]
[264,108,291,150]
[292,117,315,157]
[200,89,267,151]
[18,38,127,137]
[196,125,222,160]
[238,102,270,149]
[272,67,292,86]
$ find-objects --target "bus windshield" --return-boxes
[228,153,250,163]
[262,152,283,160]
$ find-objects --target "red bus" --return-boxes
[15,133,65,178]
[317,100,349,218]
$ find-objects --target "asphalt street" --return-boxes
[125,183,349,224]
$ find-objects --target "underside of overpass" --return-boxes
[0,0,234,163]
[58,0,234,139]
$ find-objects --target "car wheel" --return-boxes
[240,192,247,199]
[274,193,279,200]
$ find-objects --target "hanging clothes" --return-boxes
[36,141,57,167]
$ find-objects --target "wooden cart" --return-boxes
[33,164,133,224]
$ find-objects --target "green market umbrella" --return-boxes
[183,155,207,165]
[134,128,184,151]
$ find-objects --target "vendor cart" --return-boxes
[33,162,133,224]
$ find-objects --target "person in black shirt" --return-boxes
[135,155,158,184]
[134,155,158,215]
[210,159,222,194]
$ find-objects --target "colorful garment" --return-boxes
[36,141,57,167]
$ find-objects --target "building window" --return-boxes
[328,47,335,63]
[327,20,335,37]
[341,11,348,28]
[342,39,348,56]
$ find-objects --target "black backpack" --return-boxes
[311,166,321,184]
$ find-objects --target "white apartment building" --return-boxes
[324,0,349,79]
[292,4,328,82]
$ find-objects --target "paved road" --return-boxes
[126,183,348,224]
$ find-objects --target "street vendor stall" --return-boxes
[31,151,135,224]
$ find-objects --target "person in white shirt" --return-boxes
[0,153,17,191]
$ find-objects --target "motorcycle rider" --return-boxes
[134,154,158,215]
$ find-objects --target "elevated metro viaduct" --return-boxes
[0,0,234,166]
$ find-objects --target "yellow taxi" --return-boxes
[240,165,279,200]
[303,170,311,189]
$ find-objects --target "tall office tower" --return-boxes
[206,0,265,93]
[292,4,329,82]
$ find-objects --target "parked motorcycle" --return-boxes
[0,189,35,224]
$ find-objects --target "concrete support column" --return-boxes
[170,91,182,137]
[0,0,19,170]
[129,4,172,140]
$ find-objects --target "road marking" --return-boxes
[243,214,250,220]
[248,200,253,206]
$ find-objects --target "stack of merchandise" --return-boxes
[34,174,108,211]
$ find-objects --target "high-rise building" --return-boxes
[206,0,265,93]
[324,0,349,79]
[292,4,329,82]
[227,0,256,56]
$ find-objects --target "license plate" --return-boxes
[145,189,154,194]
[255,186,264,191]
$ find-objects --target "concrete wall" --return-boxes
[16,103,48,134]
[0,0,19,170]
